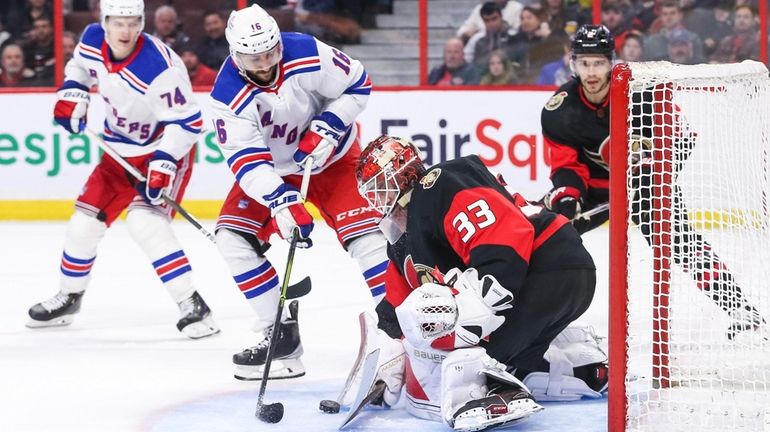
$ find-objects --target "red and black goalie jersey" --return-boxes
[541,80,610,204]
[383,155,596,310]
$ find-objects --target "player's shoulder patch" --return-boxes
[544,91,568,111]
[419,168,441,189]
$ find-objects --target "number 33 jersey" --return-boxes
[385,155,596,306]
[66,24,202,159]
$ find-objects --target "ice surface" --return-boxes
[0,221,610,432]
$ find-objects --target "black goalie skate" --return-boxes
[233,300,305,380]
[176,291,220,339]
[27,291,84,328]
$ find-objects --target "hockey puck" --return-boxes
[319,399,341,414]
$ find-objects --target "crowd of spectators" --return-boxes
[429,0,766,86]
[0,0,766,88]
[0,0,392,88]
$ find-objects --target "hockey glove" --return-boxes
[265,183,314,246]
[143,150,177,205]
[545,186,582,220]
[395,268,513,350]
[293,112,347,170]
[53,81,90,134]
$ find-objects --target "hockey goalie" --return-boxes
[340,135,609,431]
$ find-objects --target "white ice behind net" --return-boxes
[624,61,770,431]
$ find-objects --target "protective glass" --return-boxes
[235,42,282,71]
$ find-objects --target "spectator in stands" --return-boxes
[711,5,760,63]
[467,2,515,71]
[644,0,704,61]
[539,0,589,36]
[22,15,54,84]
[428,37,480,86]
[0,43,36,87]
[536,39,571,85]
[480,49,518,84]
[197,10,230,71]
[177,44,217,87]
[62,30,77,63]
[456,0,523,43]
[152,5,190,52]
[5,0,52,39]
[666,28,698,64]
[686,0,734,58]
[600,2,631,55]
[619,30,644,62]
[508,6,564,83]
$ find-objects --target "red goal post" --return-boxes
[608,60,770,432]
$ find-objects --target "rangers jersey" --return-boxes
[209,32,372,209]
[65,24,202,159]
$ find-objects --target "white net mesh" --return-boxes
[621,61,770,431]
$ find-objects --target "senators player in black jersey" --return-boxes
[541,24,763,337]
[354,135,608,430]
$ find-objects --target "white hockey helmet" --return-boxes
[226,5,282,75]
[100,0,145,32]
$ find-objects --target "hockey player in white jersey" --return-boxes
[209,4,389,379]
[27,0,219,339]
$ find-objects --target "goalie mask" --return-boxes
[226,4,283,87]
[357,135,426,219]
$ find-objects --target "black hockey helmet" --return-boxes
[571,24,615,60]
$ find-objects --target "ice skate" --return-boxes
[233,300,305,380]
[450,384,544,432]
[176,291,220,339]
[27,291,84,328]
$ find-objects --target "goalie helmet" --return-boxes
[100,0,145,32]
[571,24,614,60]
[356,135,426,217]
[226,5,282,81]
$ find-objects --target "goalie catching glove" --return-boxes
[395,268,514,350]
[293,112,347,170]
[53,81,90,134]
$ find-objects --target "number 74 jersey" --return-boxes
[384,155,595,307]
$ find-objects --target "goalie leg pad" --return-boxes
[442,347,543,431]
[216,228,281,333]
[127,208,194,302]
[402,338,445,422]
[346,233,389,303]
[522,323,608,402]
[60,210,107,294]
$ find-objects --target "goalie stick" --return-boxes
[574,202,609,221]
[339,348,383,430]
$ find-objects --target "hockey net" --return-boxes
[608,61,770,432]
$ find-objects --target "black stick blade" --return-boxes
[257,402,284,423]
[285,276,312,299]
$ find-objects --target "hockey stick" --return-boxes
[573,202,609,221]
[256,157,314,423]
[85,129,314,300]
[84,128,216,242]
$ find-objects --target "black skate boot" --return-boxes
[233,300,305,380]
[176,291,220,339]
[27,291,84,328]
[451,384,544,432]
[727,304,766,340]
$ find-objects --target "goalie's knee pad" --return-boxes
[441,347,543,431]
[522,323,608,402]
[126,208,193,302]
[346,233,389,303]
[60,210,108,293]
